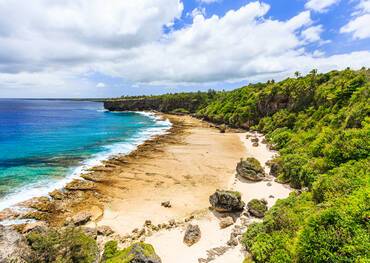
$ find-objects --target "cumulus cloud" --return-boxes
[341,0,370,39]
[305,0,340,12]
[0,0,369,97]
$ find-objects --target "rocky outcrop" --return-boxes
[236,158,265,181]
[247,199,268,218]
[69,212,92,226]
[0,225,34,262]
[65,179,96,191]
[209,190,244,212]
[183,224,201,246]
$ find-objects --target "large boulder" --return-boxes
[247,199,268,218]
[183,224,201,246]
[103,241,162,263]
[209,190,245,212]
[236,158,265,181]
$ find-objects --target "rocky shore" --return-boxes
[0,114,290,263]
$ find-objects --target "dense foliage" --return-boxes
[116,69,369,262]
[199,69,369,262]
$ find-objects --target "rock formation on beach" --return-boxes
[209,190,245,212]
[236,157,265,181]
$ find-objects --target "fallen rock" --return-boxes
[247,199,268,218]
[183,224,201,246]
[209,190,244,212]
[251,137,259,143]
[219,216,234,229]
[65,179,96,191]
[97,225,114,236]
[71,212,92,226]
[227,237,238,247]
[236,158,265,181]
[161,201,171,208]
[252,142,259,147]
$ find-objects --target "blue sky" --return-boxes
[0,0,369,98]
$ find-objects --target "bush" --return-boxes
[26,227,98,263]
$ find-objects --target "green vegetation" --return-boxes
[26,227,98,263]
[102,242,161,263]
[115,68,369,262]
[247,199,268,218]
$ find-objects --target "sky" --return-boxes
[0,0,370,98]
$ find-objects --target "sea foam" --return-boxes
[0,112,171,212]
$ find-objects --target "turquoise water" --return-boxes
[0,99,170,210]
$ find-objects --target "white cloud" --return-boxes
[96,82,106,88]
[302,25,323,43]
[341,0,370,39]
[0,0,369,97]
[305,0,340,12]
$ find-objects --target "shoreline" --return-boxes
[0,111,172,223]
[0,113,291,263]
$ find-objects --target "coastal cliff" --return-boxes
[104,98,164,112]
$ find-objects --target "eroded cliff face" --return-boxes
[104,98,163,112]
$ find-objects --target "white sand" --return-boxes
[144,132,291,263]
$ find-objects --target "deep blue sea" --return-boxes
[0,99,170,210]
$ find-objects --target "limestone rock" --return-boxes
[161,201,171,208]
[22,222,48,234]
[81,173,105,182]
[65,179,96,191]
[252,142,259,147]
[183,224,201,246]
[0,225,34,262]
[209,190,244,212]
[236,158,265,181]
[247,199,268,218]
[251,137,259,143]
[219,216,234,229]
[49,189,64,200]
[97,225,114,236]
[71,212,92,226]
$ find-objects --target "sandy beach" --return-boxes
[96,115,247,234]
[1,114,291,263]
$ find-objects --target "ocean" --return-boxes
[0,99,170,211]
